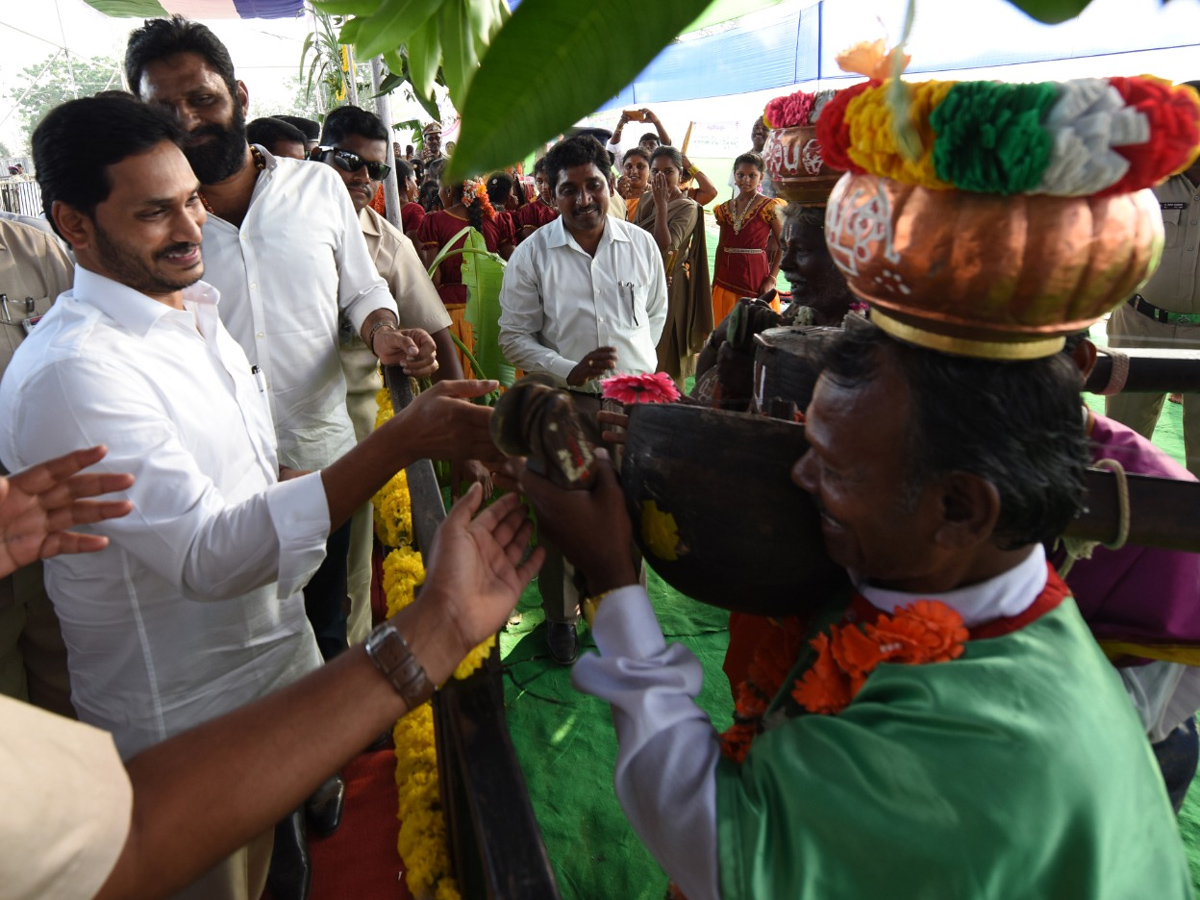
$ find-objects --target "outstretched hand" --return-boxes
[394,378,504,464]
[0,445,134,579]
[415,485,544,684]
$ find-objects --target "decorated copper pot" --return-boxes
[621,402,846,615]
[762,125,844,206]
[824,172,1165,358]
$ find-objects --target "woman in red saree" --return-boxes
[711,152,783,324]
[417,178,515,374]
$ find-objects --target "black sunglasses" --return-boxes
[314,146,392,181]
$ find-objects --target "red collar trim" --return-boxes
[848,563,1068,641]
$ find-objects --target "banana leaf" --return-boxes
[460,229,515,388]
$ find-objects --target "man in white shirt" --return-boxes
[4,93,499,900]
[125,16,430,662]
[0,444,541,900]
[516,318,1191,900]
[499,134,667,664]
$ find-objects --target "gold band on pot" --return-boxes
[871,308,1067,360]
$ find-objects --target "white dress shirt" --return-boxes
[0,267,328,759]
[201,146,399,469]
[571,545,1048,900]
[498,215,667,392]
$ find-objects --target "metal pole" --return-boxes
[371,56,403,231]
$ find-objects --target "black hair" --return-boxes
[319,105,388,146]
[443,181,487,233]
[125,15,237,99]
[544,134,611,191]
[622,147,650,166]
[486,172,514,209]
[733,151,765,174]
[274,114,319,142]
[246,116,306,151]
[650,145,683,170]
[639,131,660,145]
[819,317,1089,549]
[532,156,547,176]
[1061,330,1091,354]
[33,94,184,240]
[394,158,413,183]
[419,179,442,212]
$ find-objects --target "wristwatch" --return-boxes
[364,620,435,708]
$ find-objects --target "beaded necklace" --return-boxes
[729,193,758,234]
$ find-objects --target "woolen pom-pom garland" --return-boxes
[820,75,1200,197]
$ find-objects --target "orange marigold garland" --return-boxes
[792,600,967,714]
[461,178,498,220]
[719,599,968,760]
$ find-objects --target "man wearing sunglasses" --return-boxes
[314,105,490,649]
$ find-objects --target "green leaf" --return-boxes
[354,0,446,61]
[447,0,709,181]
[1000,0,1094,23]
[461,229,515,387]
[336,15,367,45]
[406,14,441,101]
[439,0,481,108]
[312,0,383,15]
[375,70,406,95]
[425,225,474,275]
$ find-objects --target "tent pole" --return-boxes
[371,56,403,232]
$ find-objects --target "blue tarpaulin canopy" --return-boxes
[592,0,1200,110]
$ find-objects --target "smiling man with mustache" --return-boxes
[1,93,502,900]
[499,134,667,664]
[124,17,437,675]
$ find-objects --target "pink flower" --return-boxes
[601,372,681,404]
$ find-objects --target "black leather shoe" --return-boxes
[546,621,578,665]
[267,810,311,900]
[305,774,346,838]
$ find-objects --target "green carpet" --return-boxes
[500,568,732,899]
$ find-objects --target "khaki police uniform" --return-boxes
[1107,173,1200,476]
[0,218,75,715]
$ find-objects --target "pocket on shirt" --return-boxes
[1162,207,1183,250]
[0,294,53,369]
[622,282,651,330]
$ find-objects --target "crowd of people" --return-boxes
[2,10,1200,900]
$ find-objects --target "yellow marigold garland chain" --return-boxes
[372,383,499,900]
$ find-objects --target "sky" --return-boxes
[0,0,318,154]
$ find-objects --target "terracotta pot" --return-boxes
[621,403,846,615]
[752,325,842,414]
[824,172,1165,357]
[762,125,843,206]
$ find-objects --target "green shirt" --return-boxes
[717,597,1192,899]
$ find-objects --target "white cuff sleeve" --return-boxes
[572,586,721,900]
[267,471,332,598]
